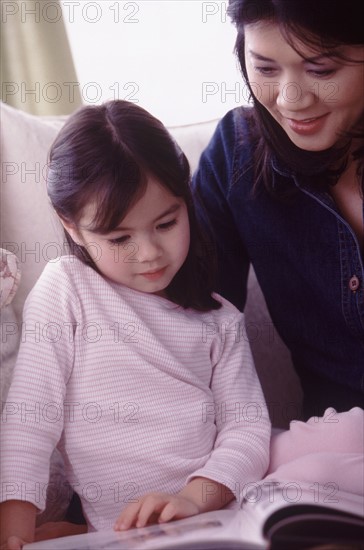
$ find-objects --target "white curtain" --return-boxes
[1,0,82,115]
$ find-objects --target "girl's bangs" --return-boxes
[82,162,148,235]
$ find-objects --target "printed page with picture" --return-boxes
[24,481,364,550]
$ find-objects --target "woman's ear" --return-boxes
[58,218,83,246]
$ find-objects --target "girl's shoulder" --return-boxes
[27,255,96,305]
[22,256,86,320]
[37,254,92,285]
[208,292,245,324]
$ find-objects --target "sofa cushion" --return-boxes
[1,103,65,321]
[0,248,21,309]
[0,249,21,405]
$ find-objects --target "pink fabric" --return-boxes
[266,407,364,495]
[1,256,270,530]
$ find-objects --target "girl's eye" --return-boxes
[108,235,130,245]
[308,69,336,77]
[157,219,177,231]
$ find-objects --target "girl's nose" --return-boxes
[137,237,162,263]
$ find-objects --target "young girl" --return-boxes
[193,0,364,419]
[0,100,271,548]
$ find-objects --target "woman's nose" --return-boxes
[276,77,316,111]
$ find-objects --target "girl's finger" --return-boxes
[5,537,24,550]
[135,496,166,528]
[114,501,142,531]
[158,501,178,523]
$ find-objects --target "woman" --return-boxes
[193,0,364,418]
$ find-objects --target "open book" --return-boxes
[24,482,364,550]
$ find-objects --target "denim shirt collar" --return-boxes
[270,155,337,210]
[271,156,364,252]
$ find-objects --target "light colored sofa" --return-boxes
[0,101,302,429]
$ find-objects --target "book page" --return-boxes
[267,512,364,548]
[24,510,264,550]
[240,480,364,536]
[24,482,363,549]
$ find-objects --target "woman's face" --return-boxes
[244,21,364,151]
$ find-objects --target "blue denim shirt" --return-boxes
[192,107,364,413]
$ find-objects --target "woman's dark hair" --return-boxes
[228,0,364,192]
[47,100,221,311]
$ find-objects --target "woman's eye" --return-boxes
[253,66,277,76]
[157,219,177,231]
[108,235,130,245]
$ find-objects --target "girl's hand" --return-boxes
[0,536,27,550]
[113,493,200,531]
[0,501,37,550]
[35,521,87,541]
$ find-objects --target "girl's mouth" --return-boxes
[139,267,167,281]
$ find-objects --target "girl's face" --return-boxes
[65,177,190,296]
[244,21,364,151]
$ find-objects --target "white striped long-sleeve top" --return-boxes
[1,256,270,530]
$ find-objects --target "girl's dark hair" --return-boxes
[228,0,364,192]
[47,100,221,311]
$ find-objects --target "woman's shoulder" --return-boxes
[216,106,256,144]
[201,106,257,179]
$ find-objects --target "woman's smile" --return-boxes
[245,21,364,151]
[284,113,330,135]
